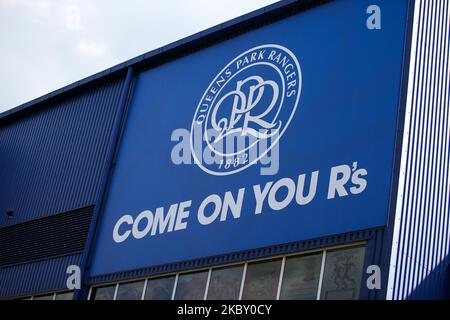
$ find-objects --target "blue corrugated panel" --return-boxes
[0,76,125,227]
[0,206,93,267]
[0,253,82,298]
[387,0,450,299]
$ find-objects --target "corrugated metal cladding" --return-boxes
[0,253,82,299]
[0,75,125,227]
[0,206,93,267]
[388,0,450,300]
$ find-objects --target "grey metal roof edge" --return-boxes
[0,0,323,121]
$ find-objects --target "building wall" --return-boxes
[0,253,83,298]
[85,0,409,283]
[0,76,125,226]
[387,0,450,300]
[1,0,448,300]
[0,74,127,298]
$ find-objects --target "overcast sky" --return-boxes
[0,0,278,113]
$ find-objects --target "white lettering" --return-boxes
[268,177,296,211]
[113,214,133,243]
[198,194,222,225]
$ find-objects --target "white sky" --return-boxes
[0,0,278,113]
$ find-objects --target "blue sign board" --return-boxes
[89,0,408,276]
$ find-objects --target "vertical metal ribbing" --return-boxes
[388,0,422,300]
[425,0,444,297]
[0,253,83,298]
[0,75,126,298]
[388,0,450,300]
[403,0,423,299]
[440,0,450,299]
[0,76,125,227]
[74,67,135,300]
[413,0,435,297]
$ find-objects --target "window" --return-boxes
[320,246,365,300]
[279,253,322,300]
[144,276,175,300]
[13,291,73,300]
[242,259,282,300]
[116,281,145,300]
[33,294,54,300]
[55,291,74,300]
[207,265,244,300]
[87,244,366,300]
[90,284,116,300]
[174,271,208,300]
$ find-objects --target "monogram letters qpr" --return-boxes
[190,44,302,175]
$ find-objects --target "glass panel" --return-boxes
[116,281,145,300]
[320,246,365,300]
[280,253,322,300]
[33,294,54,300]
[242,259,282,300]
[207,265,244,300]
[90,285,116,300]
[174,271,208,300]
[144,276,175,300]
[55,291,74,300]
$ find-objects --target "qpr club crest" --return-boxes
[190,44,302,175]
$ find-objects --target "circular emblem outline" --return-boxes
[190,44,302,176]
